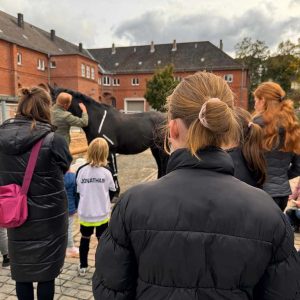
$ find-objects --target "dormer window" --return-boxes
[86,66,90,78]
[91,67,95,80]
[113,78,120,86]
[103,76,111,86]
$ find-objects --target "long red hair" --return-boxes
[254,82,300,154]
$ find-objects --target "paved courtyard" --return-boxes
[0,149,299,299]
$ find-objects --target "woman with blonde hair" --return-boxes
[0,87,72,300]
[253,81,300,211]
[93,72,300,300]
[76,137,116,276]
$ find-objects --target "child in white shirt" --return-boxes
[76,138,116,275]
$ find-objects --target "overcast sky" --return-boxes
[1,0,300,56]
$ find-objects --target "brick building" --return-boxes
[0,10,100,103]
[0,10,248,114]
[89,40,248,112]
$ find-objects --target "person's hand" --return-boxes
[78,103,87,113]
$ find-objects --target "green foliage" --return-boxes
[144,65,179,112]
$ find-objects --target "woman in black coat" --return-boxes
[93,72,300,300]
[0,87,72,300]
[253,82,300,211]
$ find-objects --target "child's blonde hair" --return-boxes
[86,138,109,167]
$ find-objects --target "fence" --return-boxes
[0,100,18,124]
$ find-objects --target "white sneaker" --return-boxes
[78,265,87,276]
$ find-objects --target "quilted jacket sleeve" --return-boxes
[92,195,137,300]
[253,215,300,299]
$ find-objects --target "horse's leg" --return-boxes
[108,151,120,197]
[150,146,169,178]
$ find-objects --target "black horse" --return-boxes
[50,87,169,194]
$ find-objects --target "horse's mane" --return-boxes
[53,87,112,110]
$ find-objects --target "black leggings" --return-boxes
[16,280,55,300]
[80,222,108,268]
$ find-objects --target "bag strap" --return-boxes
[21,138,44,194]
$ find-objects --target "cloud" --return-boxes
[113,8,300,55]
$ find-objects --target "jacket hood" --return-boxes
[166,147,234,175]
[0,117,53,155]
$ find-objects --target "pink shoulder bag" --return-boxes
[0,138,43,228]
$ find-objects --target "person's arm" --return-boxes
[253,215,300,299]
[288,154,300,180]
[92,195,137,300]
[65,111,88,128]
[51,134,72,173]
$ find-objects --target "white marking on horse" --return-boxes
[103,134,114,145]
[98,110,107,134]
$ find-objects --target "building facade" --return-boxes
[0,10,248,115]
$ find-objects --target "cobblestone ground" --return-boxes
[0,149,299,299]
[0,149,157,299]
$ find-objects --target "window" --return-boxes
[224,74,233,83]
[86,66,90,79]
[37,59,45,71]
[174,76,181,82]
[131,78,139,86]
[81,64,85,77]
[98,78,102,85]
[103,76,110,86]
[17,52,22,65]
[50,61,56,68]
[113,78,120,86]
[91,67,95,80]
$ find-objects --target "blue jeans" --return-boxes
[286,209,300,229]
[0,227,8,256]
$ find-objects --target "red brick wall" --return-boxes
[100,70,248,111]
[0,40,14,95]
[50,55,99,100]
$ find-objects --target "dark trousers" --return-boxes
[79,222,108,268]
[16,280,55,300]
[273,196,289,212]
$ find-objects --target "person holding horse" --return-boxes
[51,92,89,145]
[92,71,300,300]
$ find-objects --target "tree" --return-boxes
[144,65,179,112]
[235,37,270,108]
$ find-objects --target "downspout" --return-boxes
[47,53,51,85]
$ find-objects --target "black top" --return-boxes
[0,117,72,282]
[93,147,300,300]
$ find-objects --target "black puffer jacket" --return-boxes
[93,147,300,300]
[254,116,300,197]
[0,117,72,282]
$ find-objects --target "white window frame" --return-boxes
[37,59,45,71]
[98,77,102,85]
[224,74,233,83]
[131,78,139,86]
[17,52,22,65]
[50,61,56,68]
[86,66,90,79]
[81,64,85,77]
[113,78,120,86]
[103,76,111,86]
[91,67,95,80]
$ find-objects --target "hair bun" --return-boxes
[20,87,31,96]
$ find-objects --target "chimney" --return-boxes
[17,13,24,28]
[150,41,155,53]
[79,42,83,52]
[172,39,177,51]
[219,39,223,51]
[50,29,55,41]
[112,43,116,54]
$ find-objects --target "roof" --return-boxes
[0,10,95,61]
[88,41,243,74]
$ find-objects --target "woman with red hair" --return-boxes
[253,81,300,211]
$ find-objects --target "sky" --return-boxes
[1,0,300,56]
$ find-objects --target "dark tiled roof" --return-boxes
[88,41,243,74]
[0,10,94,60]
